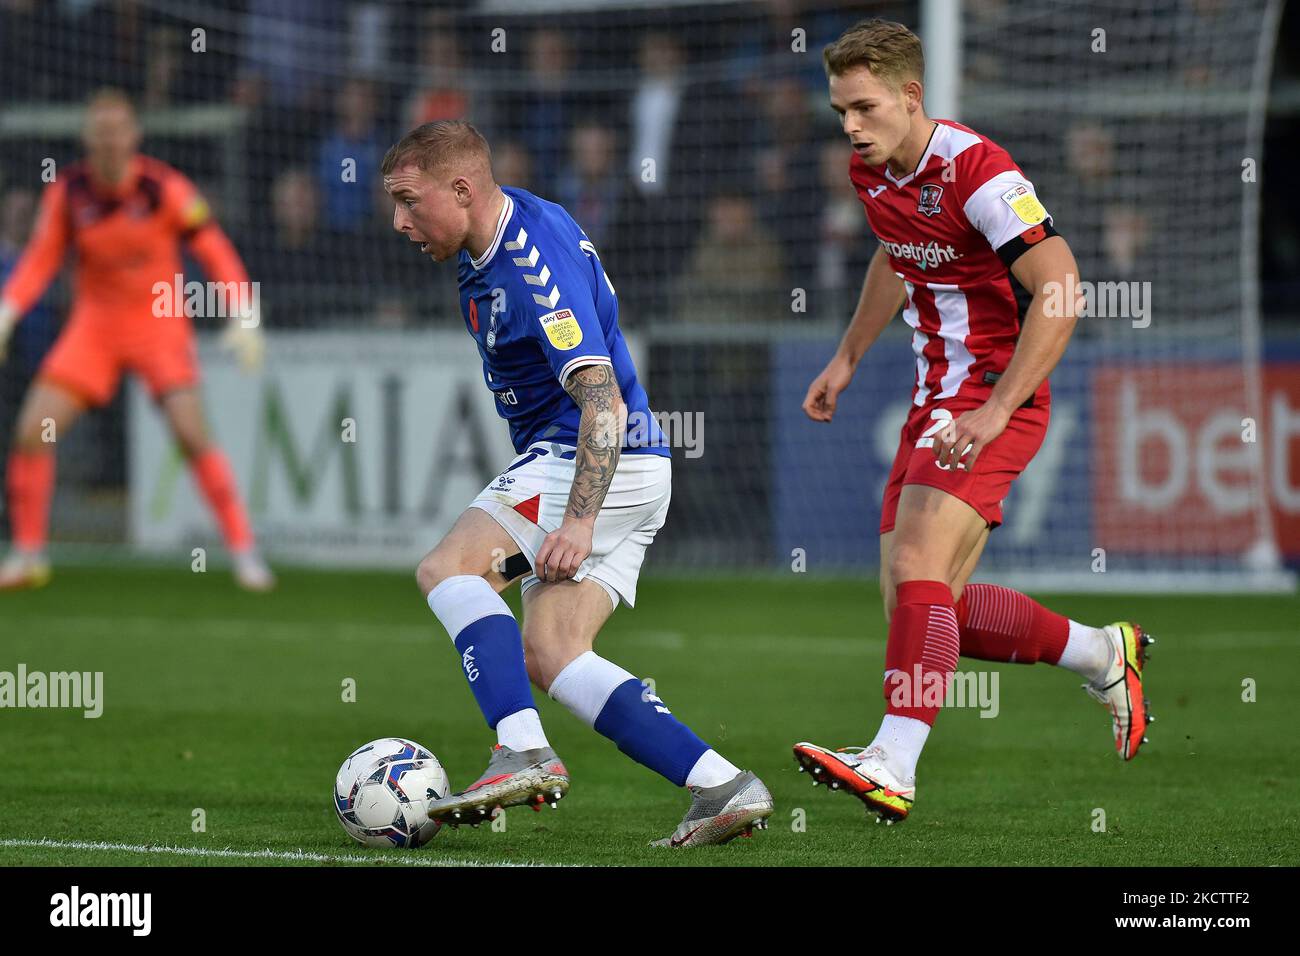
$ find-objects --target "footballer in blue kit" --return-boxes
[381,119,772,847]
[455,184,669,460]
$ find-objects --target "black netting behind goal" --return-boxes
[0,0,1289,588]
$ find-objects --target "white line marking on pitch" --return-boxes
[0,838,561,867]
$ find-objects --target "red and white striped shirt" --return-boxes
[850,119,1056,408]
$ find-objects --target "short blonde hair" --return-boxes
[823,19,924,90]
[381,119,492,181]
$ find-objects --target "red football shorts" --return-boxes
[37,308,199,407]
[879,394,1050,533]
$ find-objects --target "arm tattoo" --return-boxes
[563,363,624,520]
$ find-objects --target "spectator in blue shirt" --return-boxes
[318,78,386,234]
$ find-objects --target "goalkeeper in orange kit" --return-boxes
[0,89,273,591]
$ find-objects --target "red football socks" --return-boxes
[190,448,254,552]
[955,583,1069,665]
[884,580,960,726]
[6,449,55,551]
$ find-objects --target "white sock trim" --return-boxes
[548,650,635,728]
[870,714,930,782]
[1059,620,1113,681]
[495,708,549,751]
[427,574,513,640]
[684,749,741,789]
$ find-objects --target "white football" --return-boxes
[333,737,450,849]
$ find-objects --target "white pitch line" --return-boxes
[0,838,560,868]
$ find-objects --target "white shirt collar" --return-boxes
[470,192,514,271]
[886,122,942,188]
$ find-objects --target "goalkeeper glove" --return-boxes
[0,301,18,363]
[220,301,265,373]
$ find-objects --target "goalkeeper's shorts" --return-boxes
[879,394,1050,533]
[469,443,671,610]
[38,310,198,407]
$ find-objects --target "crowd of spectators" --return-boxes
[2,0,1297,563]
[1,0,1296,331]
[0,0,889,329]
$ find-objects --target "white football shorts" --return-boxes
[468,442,672,609]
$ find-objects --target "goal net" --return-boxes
[0,0,1290,589]
[950,0,1291,589]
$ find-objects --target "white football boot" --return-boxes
[233,550,276,592]
[0,549,51,591]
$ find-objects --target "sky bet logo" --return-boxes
[50,886,151,936]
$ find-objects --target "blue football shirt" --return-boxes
[455,187,669,458]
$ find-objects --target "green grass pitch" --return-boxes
[1,567,1297,867]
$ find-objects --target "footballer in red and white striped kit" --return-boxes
[792,19,1154,823]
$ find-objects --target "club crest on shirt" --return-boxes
[917,184,944,218]
[487,291,506,350]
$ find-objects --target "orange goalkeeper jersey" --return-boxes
[1,154,248,323]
